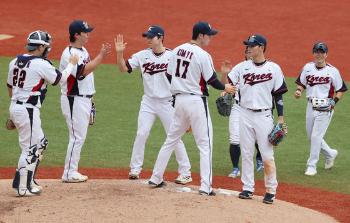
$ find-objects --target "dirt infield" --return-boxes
[1,167,350,222]
[0,179,338,223]
[0,0,349,80]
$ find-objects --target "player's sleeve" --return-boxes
[126,51,142,73]
[60,48,85,80]
[332,68,348,93]
[272,64,288,95]
[40,60,62,86]
[227,63,241,85]
[6,59,16,89]
[295,64,307,89]
[200,53,216,81]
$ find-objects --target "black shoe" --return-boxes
[148,180,166,188]
[263,193,275,204]
[238,190,253,199]
[198,190,216,196]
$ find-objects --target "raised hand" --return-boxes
[100,43,111,58]
[114,34,127,53]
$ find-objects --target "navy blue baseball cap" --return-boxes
[142,25,164,38]
[243,34,267,46]
[69,20,94,36]
[313,42,328,53]
[193,21,218,36]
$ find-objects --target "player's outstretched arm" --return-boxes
[114,34,129,72]
[83,43,111,76]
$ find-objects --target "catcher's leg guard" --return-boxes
[12,169,20,189]
[32,137,48,189]
[17,169,41,197]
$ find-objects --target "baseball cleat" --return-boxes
[263,193,275,204]
[148,180,167,188]
[256,159,264,172]
[325,150,338,169]
[174,175,192,185]
[198,190,216,196]
[62,173,88,183]
[128,171,140,180]
[228,168,240,178]
[304,168,317,176]
[238,190,253,199]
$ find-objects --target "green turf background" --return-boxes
[1,57,349,194]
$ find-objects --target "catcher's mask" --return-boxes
[26,30,52,58]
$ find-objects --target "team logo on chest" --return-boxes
[142,62,168,75]
[243,73,272,85]
[306,75,330,86]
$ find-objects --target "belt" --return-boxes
[68,94,93,98]
[16,101,24,105]
[248,108,270,112]
[174,93,207,99]
[242,106,270,112]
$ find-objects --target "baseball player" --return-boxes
[114,25,192,184]
[221,57,264,178]
[8,30,78,196]
[295,42,347,176]
[149,21,235,195]
[228,34,288,204]
[60,20,110,183]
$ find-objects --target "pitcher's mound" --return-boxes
[0,179,337,223]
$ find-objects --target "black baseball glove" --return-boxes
[216,93,234,117]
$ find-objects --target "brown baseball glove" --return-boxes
[6,119,16,130]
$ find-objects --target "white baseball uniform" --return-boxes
[228,60,288,194]
[150,42,216,193]
[296,62,347,170]
[125,48,191,176]
[8,54,74,191]
[60,46,94,180]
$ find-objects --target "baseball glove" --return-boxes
[268,123,288,146]
[311,98,335,112]
[216,93,234,117]
[5,118,16,130]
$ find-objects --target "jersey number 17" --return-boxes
[175,59,190,79]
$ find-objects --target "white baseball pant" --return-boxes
[305,102,336,169]
[150,94,213,193]
[130,95,191,176]
[229,103,241,145]
[239,108,278,194]
[9,102,44,175]
[61,95,91,180]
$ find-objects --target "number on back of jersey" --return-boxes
[175,59,190,79]
[13,68,27,88]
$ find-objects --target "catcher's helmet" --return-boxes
[313,42,328,53]
[26,30,52,51]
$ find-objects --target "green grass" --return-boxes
[1,56,349,194]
